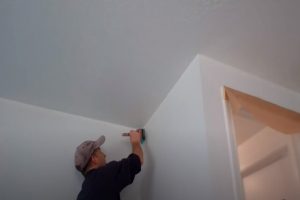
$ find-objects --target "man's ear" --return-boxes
[90,154,96,163]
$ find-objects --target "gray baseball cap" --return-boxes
[74,135,105,172]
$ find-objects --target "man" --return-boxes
[74,129,143,200]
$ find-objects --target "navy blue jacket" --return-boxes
[77,154,141,200]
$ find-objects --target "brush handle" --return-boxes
[122,129,145,144]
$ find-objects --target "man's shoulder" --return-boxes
[85,162,118,178]
[93,155,141,176]
[96,161,120,174]
[104,160,119,169]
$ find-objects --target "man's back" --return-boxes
[77,154,141,200]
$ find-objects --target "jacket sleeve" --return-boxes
[114,153,141,191]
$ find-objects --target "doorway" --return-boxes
[223,86,300,200]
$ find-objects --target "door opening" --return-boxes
[222,86,300,200]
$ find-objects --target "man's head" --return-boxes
[74,135,106,175]
[84,147,106,172]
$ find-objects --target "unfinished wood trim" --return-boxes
[241,145,288,178]
[221,89,246,200]
[224,86,300,134]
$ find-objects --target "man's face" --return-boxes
[91,147,106,167]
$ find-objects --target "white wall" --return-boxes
[143,56,212,200]
[141,54,300,200]
[0,98,143,200]
[198,55,300,199]
[2,54,300,200]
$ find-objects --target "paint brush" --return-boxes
[122,129,146,144]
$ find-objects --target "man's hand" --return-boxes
[129,130,142,144]
[128,129,143,165]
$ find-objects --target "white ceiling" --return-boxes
[1,0,300,127]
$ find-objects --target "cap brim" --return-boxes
[95,135,105,147]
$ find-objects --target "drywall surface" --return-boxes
[143,55,212,200]
[2,1,300,130]
[198,55,300,200]
[0,98,142,200]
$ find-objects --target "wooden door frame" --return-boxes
[221,86,300,200]
[221,86,245,200]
